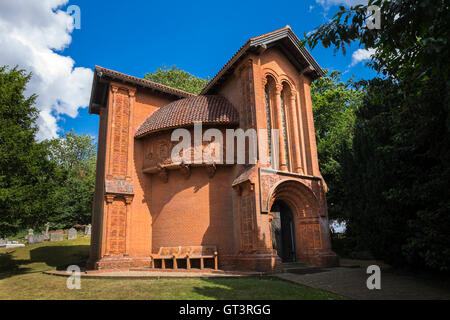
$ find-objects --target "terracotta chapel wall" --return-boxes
[255,47,321,178]
[139,71,247,256]
[128,88,179,257]
[90,83,180,263]
[214,59,260,257]
[211,47,327,264]
[150,166,236,255]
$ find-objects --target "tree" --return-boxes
[0,67,97,235]
[0,66,55,236]
[306,0,450,270]
[311,71,362,222]
[144,65,209,94]
[47,130,96,228]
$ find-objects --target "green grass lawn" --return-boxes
[0,238,343,300]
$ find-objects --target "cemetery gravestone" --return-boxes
[27,229,34,242]
[29,234,45,244]
[43,223,50,240]
[68,228,77,240]
[50,230,64,242]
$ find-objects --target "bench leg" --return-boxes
[214,256,218,270]
[173,257,178,269]
[151,258,155,269]
[187,257,191,269]
[162,259,165,269]
[200,258,204,270]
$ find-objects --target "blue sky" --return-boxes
[0,0,374,140]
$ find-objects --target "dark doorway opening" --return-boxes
[271,200,296,262]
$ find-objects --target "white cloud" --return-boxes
[315,0,368,9]
[314,1,368,19]
[0,0,93,140]
[350,48,376,66]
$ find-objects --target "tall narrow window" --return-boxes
[265,84,273,165]
[280,89,290,170]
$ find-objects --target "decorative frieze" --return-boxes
[105,177,134,195]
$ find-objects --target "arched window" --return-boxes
[281,87,290,171]
[264,84,273,166]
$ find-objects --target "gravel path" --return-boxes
[275,265,450,300]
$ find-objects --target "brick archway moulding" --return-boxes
[266,178,319,218]
[266,178,328,264]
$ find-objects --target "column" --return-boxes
[289,90,304,174]
[274,84,287,171]
[103,83,135,258]
[299,74,320,176]
[126,89,136,181]
[295,90,308,175]
[124,195,134,256]
[102,194,115,257]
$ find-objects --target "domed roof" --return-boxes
[135,95,239,138]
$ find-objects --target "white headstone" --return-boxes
[50,231,63,242]
[28,234,44,244]
[27,229,34,242]
[68,228,77,240]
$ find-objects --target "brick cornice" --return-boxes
[110,81,137,96]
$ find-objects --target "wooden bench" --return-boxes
[187,245,218,270]
[151,245,218,270]
[151,246,183,269]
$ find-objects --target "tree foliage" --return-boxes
[47,130,96,228]
[0,66,55,236]
[307,0,450,270]
[144,65,209,95]
[311,71,362,221]
[0,66,97,236]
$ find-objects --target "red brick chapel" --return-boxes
[87,26,338,272]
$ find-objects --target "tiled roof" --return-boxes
[201,26,325,95]
[135,95,239,138]
[95,66,194,98]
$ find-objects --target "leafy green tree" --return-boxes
[0,66,55,236]
[306,0,450,270]
[47,130,96,228]
[311,71,362,222]
[144,65,209,94]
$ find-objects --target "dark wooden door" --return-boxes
[271,201,296,262]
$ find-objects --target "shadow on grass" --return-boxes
[0,245,89,280]
[191,276,340,300]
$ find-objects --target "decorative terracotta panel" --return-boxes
[240,192,256,252]
[111,89,130,177]
[107,199,127,256]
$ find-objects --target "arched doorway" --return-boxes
[271,200,296,262]
[267,179,323,264]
